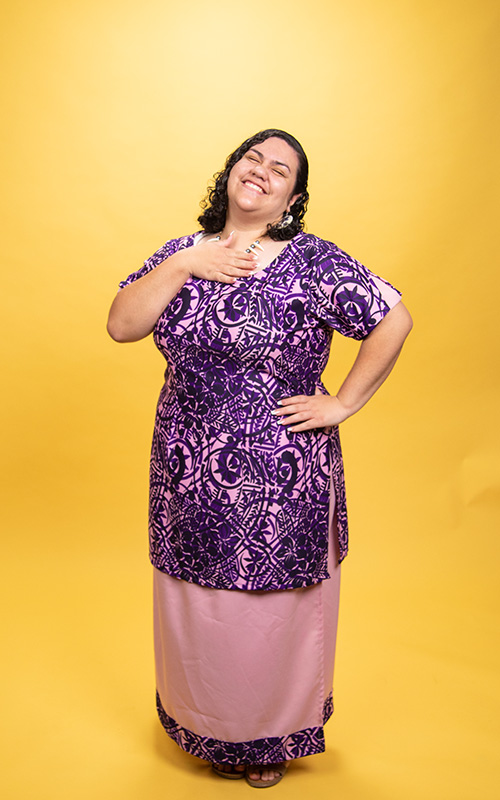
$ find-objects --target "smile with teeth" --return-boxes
[243,180,265,194]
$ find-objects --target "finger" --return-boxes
[234,252,260,264]
[215,254,257,271]
[287,421,319,432]
[278,395,311,407]
[215,272,236,284]
[271,403,308,417]
[278,411,315,425]
[220,231,235,247]
[219,266,258,279]
[232,261,260,272]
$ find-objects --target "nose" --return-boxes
[250,161,266,178]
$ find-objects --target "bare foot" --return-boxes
[212,763,245,779]
[246,762,289,786]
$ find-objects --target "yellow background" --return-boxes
[2,1,499,798]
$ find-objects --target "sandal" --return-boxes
[212,763,246,780]
[245,762,288,788]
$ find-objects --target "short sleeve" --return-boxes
[118,235,194,290]
[307,239,402,340]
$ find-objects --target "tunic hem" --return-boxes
[156,690,334,764]
[149,556,334,591]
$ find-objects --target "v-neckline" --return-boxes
[192,231,301,281]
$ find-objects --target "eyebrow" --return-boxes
[248,148,291,173]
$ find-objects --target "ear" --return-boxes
[287,193,301,212]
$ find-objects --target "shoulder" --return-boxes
[118,232,202,289]
[144,231,201,267]
[177,231,204,248]
[290,234,355,286]
[290,232,344,263]
[156,231,201,255]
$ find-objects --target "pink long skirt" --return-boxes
[153,485,341,764]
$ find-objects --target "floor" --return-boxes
[3,528,498,800]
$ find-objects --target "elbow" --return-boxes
[106,313,152,343]
[106,316,130,343]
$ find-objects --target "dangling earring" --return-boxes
[278,212,293,229]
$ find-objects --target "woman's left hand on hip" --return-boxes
[271,388,351,432]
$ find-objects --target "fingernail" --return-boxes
[270,410,279,415]
[277,400,283,406]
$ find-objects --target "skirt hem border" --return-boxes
[156,689,334,765]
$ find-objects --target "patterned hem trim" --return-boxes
[156,690,334,765]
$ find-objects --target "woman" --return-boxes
[107,129,412,787]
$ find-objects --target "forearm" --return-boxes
[106,250,191,343]
[336,301,413,418]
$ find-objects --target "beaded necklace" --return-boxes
[211,234,265,254]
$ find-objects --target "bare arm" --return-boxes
[107,250,191,342]
[107,235,259,343]
[272,301,413,431]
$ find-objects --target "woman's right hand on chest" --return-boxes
[177,233,259,284]
[107,234,260,343]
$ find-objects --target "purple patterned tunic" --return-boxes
[120,232,401,591]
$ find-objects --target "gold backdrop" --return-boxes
[2,1,499,798]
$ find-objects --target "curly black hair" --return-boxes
[197,129,309,241]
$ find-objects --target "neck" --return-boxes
[224,206,275,236]
[220,221,267,250]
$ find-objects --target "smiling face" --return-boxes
[226,136,300,227]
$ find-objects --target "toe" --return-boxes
[247,762,289,786]
[248,766,283,782]
[213,762,245,776]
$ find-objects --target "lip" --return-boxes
[242,179,267,195]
